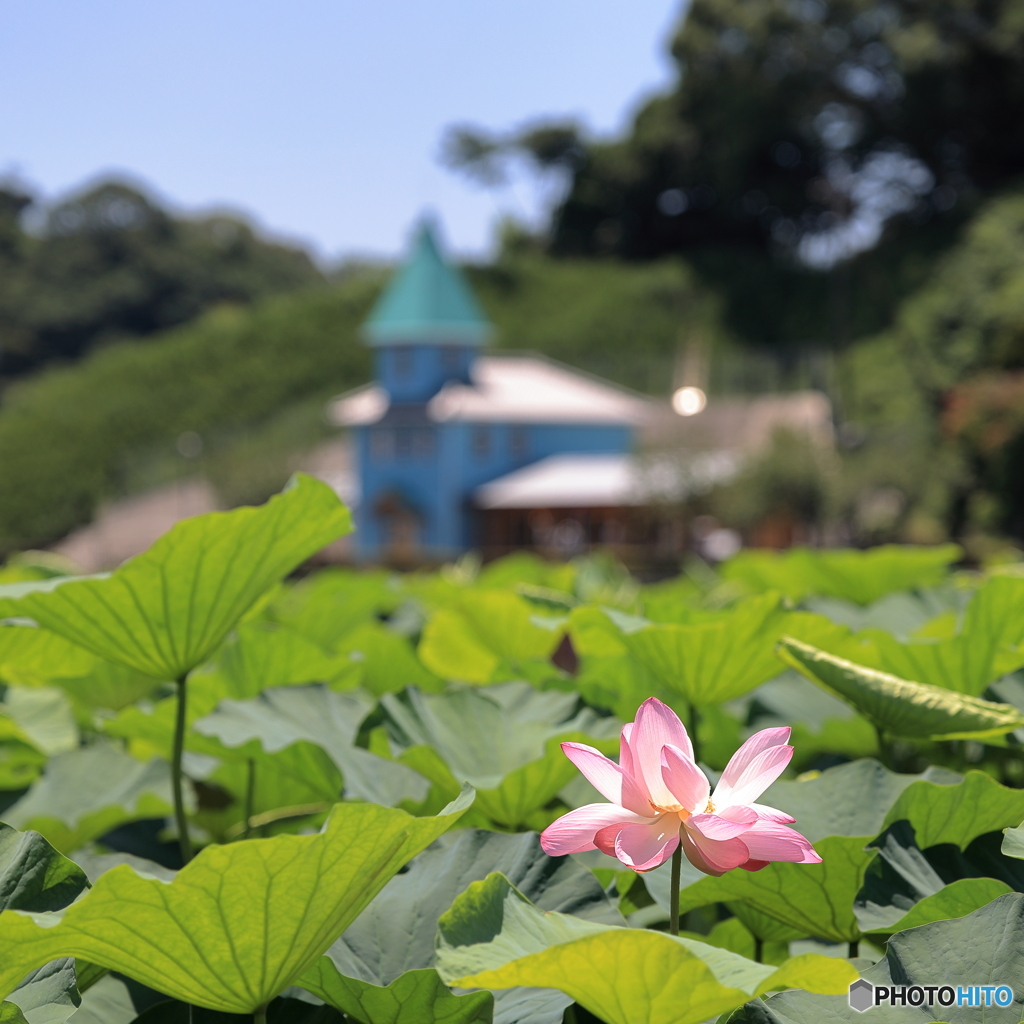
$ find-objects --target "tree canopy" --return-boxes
[0,181,322,375]
[448,0,1024,349]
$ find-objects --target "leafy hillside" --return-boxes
[0,254,714,553]
[0,280,377,552]
[0,181,322,375]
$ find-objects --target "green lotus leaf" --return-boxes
[471,735,614,829]
[71,850,177,885]
[616,593,791,706]
[0,620,172,714]
[0,739,47,790]
[382,683,615,786]
[728,892,1024,1023]
[298,960,492,1024]
[883,770,1024,849]
[194,684,429,807]
[741,667,858,733]
[856,820,1011,936]
[0,826,91,1024]
[0,577,103,617]
[720,544,961,605]
[94,989,346,1023]
[53,974,138,1024]
[0,474,351,680]
[1,743,177,853]
[761,759,960,844]
[104,669,241,757]
[565,606,666,718]
[648,835,875,944]
[55,661,164,715]
[804,587,968,639]
[269,568,401,651]
[208,622,351,698]
[105,677,347,837]
[336,621,445,695]
[1,959,81,1024]
[0,822,88,914]
[334,828,624,964]
[417,590,561,684]
[435,874,857,1024]
[1002,821,1024,861]
[0,623,96,685]
[476,552,576,594]
[788,717,880,768]
[379,683,617,826]
[776,637,1024,739]
[865,576,1024,695]
[572,650,663,722]
[866,877,1011,936]
[322,829,621,1024]
[0,789,474,1014]
[3,687,77,756]
[194,742,343,840]
[724,904,806,946]
[565,605,635,656]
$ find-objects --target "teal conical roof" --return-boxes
[362,219,492,346]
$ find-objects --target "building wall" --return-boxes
[373,344,474,403]
[454,422,634,549]
[354,415,445,561]
[355,415,635,559]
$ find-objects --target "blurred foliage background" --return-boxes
[2,0,1024,559]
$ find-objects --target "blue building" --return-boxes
[328,221,658,563]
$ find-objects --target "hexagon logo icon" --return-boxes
[849,979,874,1012]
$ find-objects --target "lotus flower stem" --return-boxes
[254,1004,268,1024]
[243,758,256,840]
[669,843,682,935]
[172,675,193,864]
[754,936,763,963]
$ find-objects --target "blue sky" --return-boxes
[1,1,682,262]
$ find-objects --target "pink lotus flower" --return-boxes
[540,697,821,874]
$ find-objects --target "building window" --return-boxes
[510,426,528,459]
[395,429,413,459]
[472,426,491,458]
[413,428,435,457]
[369,428,394,460]
[394,349,414,378]
[394,428,434,460]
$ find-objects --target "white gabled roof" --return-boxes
[325,354,657,428]
[427,355,656,425]
[326,384,389,427]
[474,452,738,510]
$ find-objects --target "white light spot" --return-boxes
[672,386,707,417]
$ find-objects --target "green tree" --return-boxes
[448,0,1024,350]
[0,181,322,375]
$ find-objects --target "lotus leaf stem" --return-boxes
[172,675,193,864]
[242,758,256,840]
[223,802,331,841]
